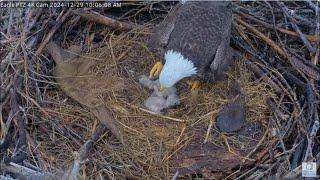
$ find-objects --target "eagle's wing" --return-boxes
[148,3,183,58]
[209,2,232,81]
[210,33,232,81]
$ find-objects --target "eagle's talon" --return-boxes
[187,80,200,91]
[149,61,163,78]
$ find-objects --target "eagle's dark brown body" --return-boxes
[149,1,233,82]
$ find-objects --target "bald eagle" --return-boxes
[149,1,233,91]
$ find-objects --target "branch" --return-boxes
[36,8,73,56]
[234,17,286,58]
[305,0,319,12]
[244,60,282,93]
[0,162,58,179]
[277,2,316,54]
[63,124,107,180]
[235,10,319,42]
[73,9,134,31]
[235,17,320,81]
[4,87,27,164]
[289,54,320,81]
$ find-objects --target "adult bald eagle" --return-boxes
[149,1,232,91]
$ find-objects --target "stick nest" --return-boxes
[0,1,319,179]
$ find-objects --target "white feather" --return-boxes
[159,50,197,87]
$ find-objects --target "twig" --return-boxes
[276,65,306,88]
[0,126,13,159]
[252,161,279,180]
[172,171,179,180]
[256,139,278,163]
[0,162,58,179]
[235,167,257,180]
[305,0,319,12]
[266,98,290,121]
[6,9,13,37]
[277,2,316,54]
[73,9,134,31]
[289,54,320,81]
[285,153,320,179]
[304,107,319,162]
[244,60,282,93]
[246,129,268,159]
[270,115,291,169]
[63,124,107,180]
[264,1,317,82]
[235,10,319,42]
[235,17,320,81]
[5,87,27,164]
[26,134,48,171]
[305,83,315,130]
[290,140,306,169]
[234,17,286,58]
[313,0,320,66]
[36,8,72,55]
[204,117,214,144]
[138,107,186,122]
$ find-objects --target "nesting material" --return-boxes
[139,75,180,113]
[20,27,277,179]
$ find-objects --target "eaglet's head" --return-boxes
[159,50,197,91]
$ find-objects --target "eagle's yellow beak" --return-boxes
[160,84,166,92]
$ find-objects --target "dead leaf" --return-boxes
[46,42,125,143]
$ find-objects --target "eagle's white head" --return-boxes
[159,50,197,90]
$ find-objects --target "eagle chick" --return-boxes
[139,75,180,114]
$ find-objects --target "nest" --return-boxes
[0,1,319,179]
[38,28,275,178]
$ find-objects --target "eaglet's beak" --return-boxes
[160,84,166,92]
